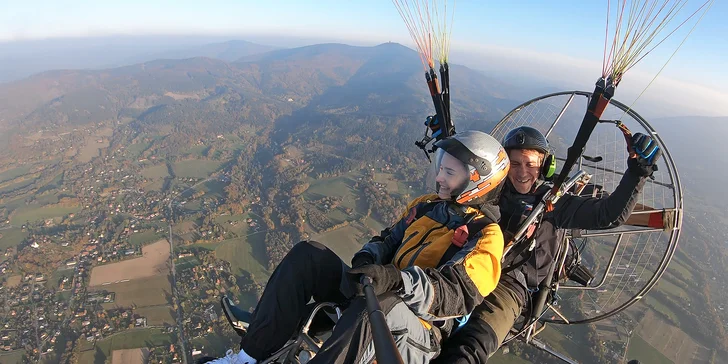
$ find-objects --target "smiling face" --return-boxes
[507,149,543,194]
[435,151,470,200]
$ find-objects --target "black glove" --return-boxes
[347,264,404,296]
[351,251,375,269]
[628,132,662,177]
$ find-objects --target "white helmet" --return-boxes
[429,130,510,206]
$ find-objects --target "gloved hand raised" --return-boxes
[347,264,403,296]
[628,132,662,177]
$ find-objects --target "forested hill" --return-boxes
[0,41,523,273]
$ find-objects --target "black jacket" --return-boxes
[499,168,646,305]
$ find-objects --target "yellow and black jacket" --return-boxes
[355,194,503,323]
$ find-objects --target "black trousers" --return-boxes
[240,240,352,360]
[240,240,439,364]
[430,283,523,364]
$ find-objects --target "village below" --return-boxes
[0,39,726,364]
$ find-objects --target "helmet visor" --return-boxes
[426,148,470,199]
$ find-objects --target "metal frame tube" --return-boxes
[560,234,624,290]
[491,90,683,325]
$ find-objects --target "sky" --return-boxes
[1,0,727,116]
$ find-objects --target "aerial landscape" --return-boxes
[1,1,727,364]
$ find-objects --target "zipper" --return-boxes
[396,226,440,267]
[407,335,438,353]
[407,241,433,268]
[397,214,450,267]
[389,329,437,353]
[392,231,420,265]
[407,216,451,267]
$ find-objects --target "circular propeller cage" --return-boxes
[491,91,683,324]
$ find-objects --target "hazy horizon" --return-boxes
[2,0,727,118]
[1,33,725,119]
[0,3,726,363]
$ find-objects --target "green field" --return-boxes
[0,227,29,250]
[627,334,674,364]
[311,224,368,262]
[0,166,31,183]
[195,179,227,199]
[0,195,29,213]
[188,241,223,251]
[214,213,251,236]
[536,325,596,364]
[143,179,166,192]
[56,290,72,302]
[125,142,151,157]
[234,289,260,313]
[0,349,25,364]
[644,295,680,324]
[303,174,372,218]
[655,276,689,300]
[37,172,64,194]
[175,256,201,269]
[373,172,399,192]
[304,176,354,200]
[9,205,81,225]
[129,230,164,246]
[488,351,535,364]
[78,328,174,364]
[396,181,418,196]
[185,145,209,157]
[0,178,35,195]
[141,165,169,179]
[135,305,175,325]
[99,275,171,309]
[215,232,270,281]
[190,333,240,359]
[173,160,221,178]
[77,137,108,163]
[371,172,420,197]
[363,216,385,234]
[172,219,198,237]
[326,208,350,224]
[40,351,61,364]
[179,199,203,212]
[666,254,695,282]
[34,193,61,206]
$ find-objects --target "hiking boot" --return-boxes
[221,296,251,337]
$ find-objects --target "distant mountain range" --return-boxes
[0,36,277,83]
[0,39,721,210]
[0,42,523,136]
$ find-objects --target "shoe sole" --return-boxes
[220,296,249,337]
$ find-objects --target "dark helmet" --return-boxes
[501,126,549,154]
[430,130,510,206]
[501,126,557,180]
